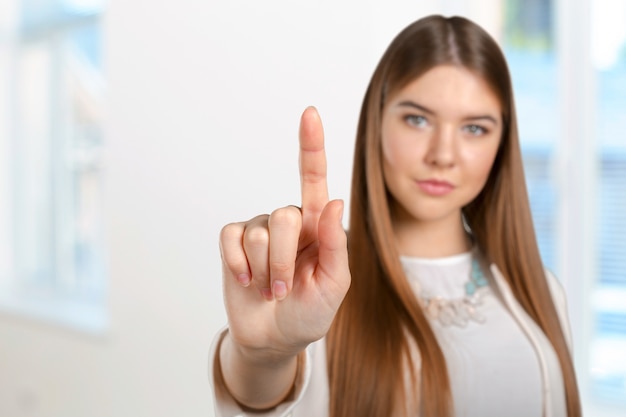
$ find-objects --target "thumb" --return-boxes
[317,199,350,284]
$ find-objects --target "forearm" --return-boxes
[218,331,299,410]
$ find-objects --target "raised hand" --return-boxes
[219,107,351,366]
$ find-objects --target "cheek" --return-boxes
[381,133,412,197]
[461,145,500,185]
[380,121,398,166]
[381,132,404,181]
[381,128,424,170]
[381,143,400,190]
[381,136,418,187]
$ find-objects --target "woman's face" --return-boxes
[381,65,503,229]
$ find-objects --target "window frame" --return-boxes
[0,0,107,335]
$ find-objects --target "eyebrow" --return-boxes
[396,100,500,125]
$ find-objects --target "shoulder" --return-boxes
[490,264,568,314]
[489,264,574,352]
[544,269,568,311]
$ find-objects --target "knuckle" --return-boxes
[302,171,326,184]
[220,222,243,245]
[219,223,248,271]
[269,206,301,228]
[245,225,269,247]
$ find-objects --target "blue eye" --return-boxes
[405,114,428,128]
[464,124,487,136]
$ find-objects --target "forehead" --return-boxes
[386,65,502,116]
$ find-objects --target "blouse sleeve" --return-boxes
[544,270,574,353]
[208,327,314,417]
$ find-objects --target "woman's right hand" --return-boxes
[219,106,351,365]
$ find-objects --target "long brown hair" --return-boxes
[326,15,581,417]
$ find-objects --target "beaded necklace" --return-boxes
[417,256,490,328]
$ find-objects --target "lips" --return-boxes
[416,179,455,196]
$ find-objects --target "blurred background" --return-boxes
[0,0,624,416]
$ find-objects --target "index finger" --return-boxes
[299,106,329,218]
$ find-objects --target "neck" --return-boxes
[392,213,471,258]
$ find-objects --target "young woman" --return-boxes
[210,15,581,417]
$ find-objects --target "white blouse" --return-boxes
[400,252,542,417]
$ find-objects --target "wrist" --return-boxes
[226,328,305,367]
[219,331,301,410]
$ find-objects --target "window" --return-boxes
[503,0,626,413]
[0,0,106,333]
[590,0,626,406]
[503,0,558,271]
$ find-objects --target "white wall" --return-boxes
[0,1,477,416]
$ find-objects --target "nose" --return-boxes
[425,125,456,167]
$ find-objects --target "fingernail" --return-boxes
[237,273,251,287]
[260,287,273,301]
[273,280,287,301]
